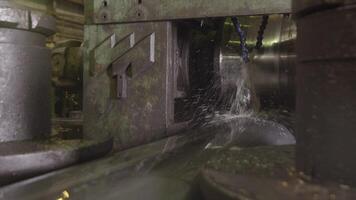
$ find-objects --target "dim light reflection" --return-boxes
[56,190,70,200]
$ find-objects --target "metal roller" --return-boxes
[215,15,296,110]
[174,16,296,125]
[0,1,55,142]
[248,15,296,108]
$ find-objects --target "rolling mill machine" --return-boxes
[0,0,355,199]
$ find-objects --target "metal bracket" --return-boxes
[111,33,156,98]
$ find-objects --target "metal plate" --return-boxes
[85,0,291,24]
[83,22,176,151]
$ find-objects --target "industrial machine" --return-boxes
[0,0,356,199]
[83,1,296,150]
[0,1,112,186]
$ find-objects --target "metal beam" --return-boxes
[85,0,292,24]
[14,0,84,41]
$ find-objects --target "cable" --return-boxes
[231,17,250,63]
[256,15,269,49]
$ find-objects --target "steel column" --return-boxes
[294,1,356,185]
[0,1,55,142]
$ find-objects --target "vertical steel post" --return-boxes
[294,1,356,185]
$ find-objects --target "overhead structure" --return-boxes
[14,0,84,41]
[85,0,291,23]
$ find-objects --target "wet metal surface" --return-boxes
[0,123,213,200]
[0,117,295,199]
[0,138,113,186]
[216,15,296,110]
[207,116,295,148]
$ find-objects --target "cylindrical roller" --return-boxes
[295,3,356,185]
[0,1,55,142]
[215,15,296,110]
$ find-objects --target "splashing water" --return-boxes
[230,78,252,116]
[217,62,253,118]
[205,63,254,149]
[205,62,296,149]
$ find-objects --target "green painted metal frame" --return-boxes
[85,0,291,24]
[83,22,177,151]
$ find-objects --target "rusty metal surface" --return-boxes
[85,0,291,24]
[295,6,356,185]
[83,22,176,150]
